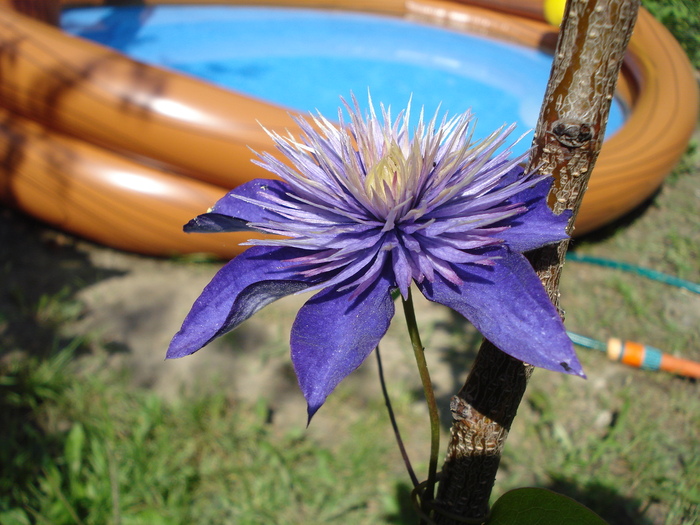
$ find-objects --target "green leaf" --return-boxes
[0,509,31,525]
[122,509,176,525]
[487,488,608,525]
[64,423,85,478]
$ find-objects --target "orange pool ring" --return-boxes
[0,0,697,257]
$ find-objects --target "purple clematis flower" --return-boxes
[168,97,583,419]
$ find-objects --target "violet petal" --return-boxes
[291,270,395,420]
[167,246,311,359]
[418,248,584,376]
[184,213,257,234]
[497,178,571,252]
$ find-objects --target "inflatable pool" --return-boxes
[59,5,628,155]
[0,0,697,257]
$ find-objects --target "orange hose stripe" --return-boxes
[619,341,645,368]
[660,355,700,380]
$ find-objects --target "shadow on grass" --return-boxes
[384,481,420,525]
[384,478,654,525]
[0,345,73,513]
[545,477,654,525]
[0,207,125,358]
[0,208,128,516]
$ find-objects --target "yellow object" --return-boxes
[544,0,567,26]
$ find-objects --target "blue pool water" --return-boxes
[61,6,625,157]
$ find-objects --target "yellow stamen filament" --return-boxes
[364,144,406,208]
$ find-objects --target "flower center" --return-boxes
[364,144,407,210]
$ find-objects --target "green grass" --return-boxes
[498,370,700,524]
[0,346,414,525]
[642,0,700,68]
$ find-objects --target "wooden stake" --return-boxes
[433,1,641,522]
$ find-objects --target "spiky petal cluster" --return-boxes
[168,97,583,419]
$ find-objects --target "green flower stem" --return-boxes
[402,288,440,519]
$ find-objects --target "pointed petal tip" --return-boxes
[182,217,197,233]
[183,213,254,234]
[165,335,202,360]
[306,403,322,426]
[165,344,189,360]
[559,359,586,379]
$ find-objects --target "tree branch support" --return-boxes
[433,0,641,522]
